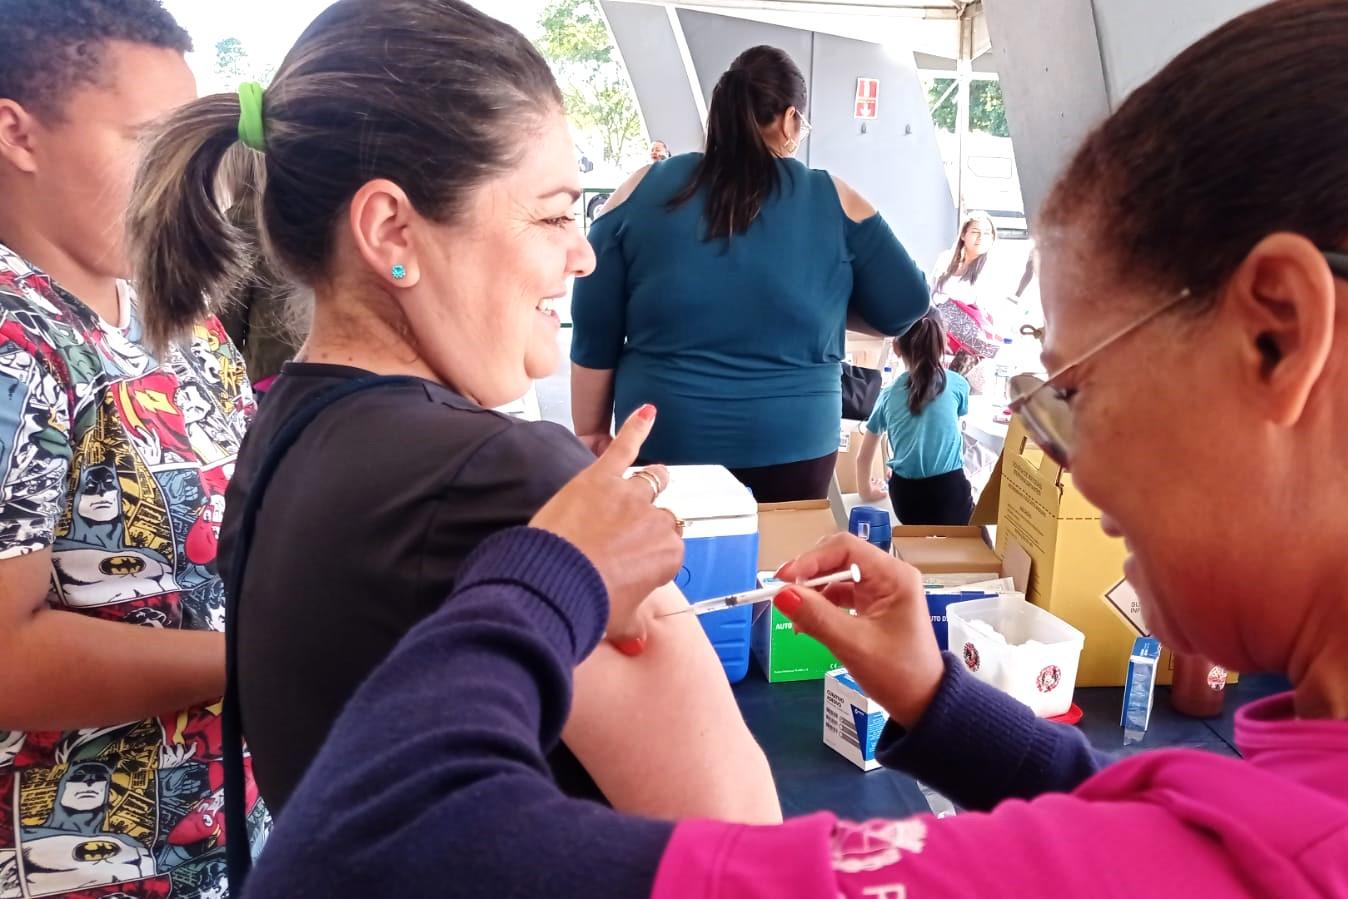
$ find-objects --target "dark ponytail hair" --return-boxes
[896,310,948,415]
[670,45,806,240]
[1042,0,1348,309]
[126,0,562,352]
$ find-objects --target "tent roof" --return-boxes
[634,0,964,12]
[612,0,989,61]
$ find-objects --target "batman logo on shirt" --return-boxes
[100,556,147,576]
[74,839,121,862]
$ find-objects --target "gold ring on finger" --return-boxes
[632,470,662,500]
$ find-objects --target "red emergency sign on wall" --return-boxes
[854,78,879,120]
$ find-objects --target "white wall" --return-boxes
[808,31,958,269]
[671,8,957,269]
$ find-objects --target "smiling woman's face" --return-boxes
[397,111,595,408]
[962,218,994,259]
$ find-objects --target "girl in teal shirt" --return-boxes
[858,311,973,524]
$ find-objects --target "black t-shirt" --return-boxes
[218,363,597,812]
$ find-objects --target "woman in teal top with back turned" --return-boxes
[570,46,930,501]
[857,310,973,524]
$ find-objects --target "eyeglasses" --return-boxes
[1009,249,1348,468]
[795,110,812,142]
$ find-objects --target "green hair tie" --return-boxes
[237,81,266,152]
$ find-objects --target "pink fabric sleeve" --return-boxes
[654,786,1281,898]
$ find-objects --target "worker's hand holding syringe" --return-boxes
[658,565,861,618]
[773,535,946,729]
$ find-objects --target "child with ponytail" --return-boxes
[857,309,973,524]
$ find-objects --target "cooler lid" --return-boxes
[647,465,758,522]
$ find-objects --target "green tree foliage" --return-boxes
[537,0,643,164]
[214,37,247,79]
[213,36,275,86]
[927,78,1009,137]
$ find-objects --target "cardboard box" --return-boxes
[982,417,1134,685]
[1103,578,1238,688]
[891,526,1030,650]
[824,669,888,771]
[892,525,1002,576]
[835,426,888,495]
[757,500,840,570]
[973,426,1238,689]
[844,332,890,370]
[754,501,844,682]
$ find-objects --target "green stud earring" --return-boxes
[391,264,407,281]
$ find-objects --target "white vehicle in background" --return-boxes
[934,131,1028,239]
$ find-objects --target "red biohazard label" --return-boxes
[963,642,980,672]
[1036,664,1062,693]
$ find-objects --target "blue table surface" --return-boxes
[733,669,1291,820]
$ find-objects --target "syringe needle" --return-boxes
[659,564,861,617]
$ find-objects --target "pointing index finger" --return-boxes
[593,405,656,478]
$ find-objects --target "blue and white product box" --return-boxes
[652,466,759,683]
[823,669,889,771]
[1121,636,1162,743]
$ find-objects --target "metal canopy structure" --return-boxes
[605,0,990,214]
[604,0,1261,220]
[608,0,989,61]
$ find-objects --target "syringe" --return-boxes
[660,564,862,617]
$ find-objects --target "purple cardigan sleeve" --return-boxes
[875,653,1115,811]
[243,527,674,899]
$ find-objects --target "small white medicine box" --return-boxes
[823,669,889,771]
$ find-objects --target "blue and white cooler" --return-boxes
[653,465,759,682]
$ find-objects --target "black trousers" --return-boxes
[729,451,838,503]
[888,468,974,526]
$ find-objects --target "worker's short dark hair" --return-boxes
[0,0,192,119]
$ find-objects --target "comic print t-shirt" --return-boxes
[0,243,267,899]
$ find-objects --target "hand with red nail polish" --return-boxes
[531,406,683,652]
[774,534,944,728]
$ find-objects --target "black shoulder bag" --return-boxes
[841,363,882,421]
[223,375,418,890]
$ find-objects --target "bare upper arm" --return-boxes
[0,549,53,624]
[596,164,652,217]
[562,583,782,823]
[832,175,878,223]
